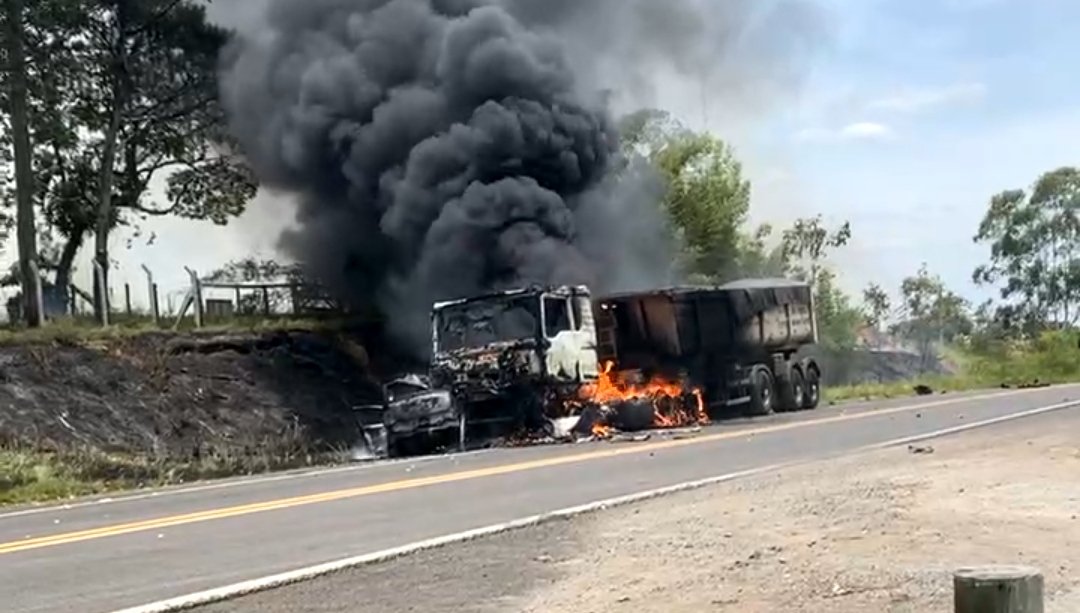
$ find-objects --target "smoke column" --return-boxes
[219,0,672,354]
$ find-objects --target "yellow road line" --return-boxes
[0,389,1047,556]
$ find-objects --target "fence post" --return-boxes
[27,259,44,322]
[955,566,1043,613]
[93,260,109,326]
[142,265,159,325]
[184,267,203,329]
[262,286,270,316]
[124,283,132,317]
[68,285,76,316]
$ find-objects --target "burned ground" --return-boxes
[0,330,398,464]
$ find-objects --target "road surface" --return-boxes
[0,385,1077,613]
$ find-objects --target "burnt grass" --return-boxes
[0,329,399,502]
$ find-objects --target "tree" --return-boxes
[814,268,864,352]
[894,264,971,370]
[974,166,1080,331]
[2,0,43,326]
[781,215,852,288]
[2,1,256,319]
[862,283,890,331]
[735,223,790,278]
[618,109,752,282]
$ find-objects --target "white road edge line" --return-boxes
[108,397,1080,613]
[5,385,1073,521]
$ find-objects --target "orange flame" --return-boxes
[579,361,710,432]
[591,422,614,439]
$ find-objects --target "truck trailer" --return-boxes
[595,279,821,416]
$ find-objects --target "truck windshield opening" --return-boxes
[435,297,539,352]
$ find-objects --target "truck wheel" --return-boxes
[802,364,821,410]
[746,367,775,416]
[776,365,805,412]
[788,366,807,412]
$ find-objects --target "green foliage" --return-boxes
[0,0,257,294]
[974,166,1080,331]
[0,439,344,506]
[781,215,852,285]
[619,112,862,349]
[734,223,790,278]
[890,264,971,368]
[619,110,752,282]
[827,330,1080,403]
[862,283,890,330]
[813,268,864,351]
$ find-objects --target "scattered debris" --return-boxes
[908,444,935,455]
[1001,379,1051,390]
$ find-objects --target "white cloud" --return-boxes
[840,121,894,140]
[868,82,987,114]
[795,121,895,143]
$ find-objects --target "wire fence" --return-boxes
[6,264,344,329]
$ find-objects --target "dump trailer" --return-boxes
[594,278,822,416]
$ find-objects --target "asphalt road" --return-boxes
[1,386,1078,613]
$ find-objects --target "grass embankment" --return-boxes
[825,331,1080,404]
[0,315,363,507]
[0,447,343,507]
[0,313,344,346]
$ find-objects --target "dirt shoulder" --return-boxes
[203,408,1080,613]
[516,410,1080,613]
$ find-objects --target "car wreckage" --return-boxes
[355,279,824,458]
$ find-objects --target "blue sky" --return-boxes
[51,0,1080,313]
[745,0,1080,306]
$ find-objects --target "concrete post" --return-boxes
[141,264,159,325]
[184,267,203,329]
[955,566,1043,613]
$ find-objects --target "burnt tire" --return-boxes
[612,399,656,432]
[801,363,821,410]
[746,366,776,417]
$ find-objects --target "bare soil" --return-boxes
[517,413,1080,612]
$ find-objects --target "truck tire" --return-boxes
[613,399,656,431]
[801,362,821,410]
[746,366,775,416]
[781,365,806,412]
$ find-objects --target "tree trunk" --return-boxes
[93,0,130,321]
[54,231,84,313]
[4,0,42,327]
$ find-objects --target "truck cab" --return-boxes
[430,285,600,396]
[429,286,600,436]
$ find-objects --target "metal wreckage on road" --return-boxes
[356,278,824,459]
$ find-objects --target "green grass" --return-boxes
[825,375,977,404]
[0,314,349,347]
[0,445,348,507]
[826,330,1080,404]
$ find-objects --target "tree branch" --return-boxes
[127,0,185,38]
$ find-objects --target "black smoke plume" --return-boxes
[220,0,671,354]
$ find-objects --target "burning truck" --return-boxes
[367,278,822,456]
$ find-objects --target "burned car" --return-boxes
[429,286,600,441]
[353,374,462,458]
